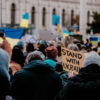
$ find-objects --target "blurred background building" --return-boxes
[0,0,100,31]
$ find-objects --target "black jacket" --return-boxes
[55,64,100,100]
[11,60,62,100]
[0,74,10,100]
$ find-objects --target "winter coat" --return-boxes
[59,71,68,87]
[11,60,62,100]
[55,64,100,100]
[0,48,10,100]
[0,74,10,100]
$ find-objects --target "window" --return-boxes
[87,11,90,24]
[31,7,35,24]
[71,10,74,25]
[62,9,65,27]
[11,3,16,25]
[53,8,56,15]
[42,8,46,26]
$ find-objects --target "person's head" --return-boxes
[92,46,98,52]
[17,41,24,51]
[64,36,73,48]
[86,39,89,43]
[40,40,48,47]
[45,46,58,60]
[56,62,63,72]
[11,45,25,67]
[77,43,81,51]
[56,44,61,57]
[39,44,47,55]
[83,52,100,68]
[98,42,100,47]
[25,51,44,64]
[67,43,79,51]
[26,43,34,53]
[81,45,86,49]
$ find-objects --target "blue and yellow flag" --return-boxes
[63,30,73,39]
[1,29,25,48]
[52,15,60,35]
[90,37,98,46]
[20,12,29,28]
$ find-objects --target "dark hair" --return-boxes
[92,47,97,52]
[56,45,61,57]
[11,46,25,67]
[98,42,100,46]
[39,44,47,56]
[26,43,34,53]
[80,64,100,74]
[56,63,63,72]
[77,43,81,51]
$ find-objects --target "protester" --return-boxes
[64,36,73,48]
[67,43,79,51]
[81,45,87,53]
[9,45,25,78]
[92,45,98,52]
[98,42,100,52]
[26,43,34,53]
[38,41,48,56]
[55,51,100,100]
[0,48,10,100]
[11,51,62,100]
[85,39,92,49]
[56,44,62,62]
[0,33,12,56]
[45,46,58,61]
[44,46,58,69]
[17,40,24,52]
[24,43,35,59]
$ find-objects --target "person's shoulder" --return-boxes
[13,69,26,79]
[50,71,62,82]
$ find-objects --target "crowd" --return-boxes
[0,34,100,100]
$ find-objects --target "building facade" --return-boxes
[1,0,100,30]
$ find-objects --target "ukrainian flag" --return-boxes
[0,28,24,48]
[52,15,60,35]
[90,37,98,46]
[63,30,73,39]
[20,12,29,28]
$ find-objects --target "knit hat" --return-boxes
[45,46,58,59]
[83,51,100,67]
[17,41,24,50]
[40,40,46,44]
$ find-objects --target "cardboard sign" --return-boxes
[61,47,85,74]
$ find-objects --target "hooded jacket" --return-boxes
[55,64,100,100]
[0,48,10,100]
[11,60,62,100]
